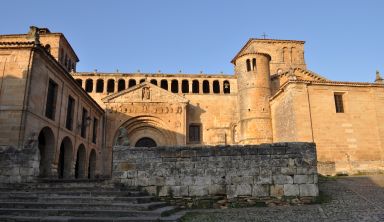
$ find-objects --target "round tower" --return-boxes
[235,53,273,144]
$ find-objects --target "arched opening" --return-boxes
[203,80,210,93]
[85,79,93,92]
[38,127,55,178]
[88,149,97,179]
[171,80,178,93]
[223,80,230,94]
[246,59,251,72]
[75,144,86,179]
[128,79,136,88]
[58,137,73,179]
[96,79,104,93]
[182,80,189,93]
[150,79,158,85]
[140,79,145,83]
[118,79,125,92]
[160,80,168,90]
[213,80,220,93]
[107,79,115,93]
[252,58,256,71]
[75,79,82,87]
[192,80,199,93]
[45,44,51,53]
[135,137,157,147]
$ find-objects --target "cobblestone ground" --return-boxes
[181,175,384,222]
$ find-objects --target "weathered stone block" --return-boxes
[284,184,299,196]
[227,184,252,197]
[252,185,269,197]
[189,185,209,196]
[270,185,284,197]
[294,175,309,184]
[273,175,293,184]
[299,184,319,196]
[208,184,226,195]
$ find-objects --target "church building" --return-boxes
[0,27,383,181]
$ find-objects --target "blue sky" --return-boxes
[1,0,383,82]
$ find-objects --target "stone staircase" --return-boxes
[0,180,183,222]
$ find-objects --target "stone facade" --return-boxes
[0,26,383,182]
[113,143,318,204]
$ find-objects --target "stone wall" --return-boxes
[0,145,39,184]
[113,142,318,204]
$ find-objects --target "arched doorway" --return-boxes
[58,137,73,179]
[75,144,86,179]
[88,149,97,179]
[38,127,55,177]
[135,137,157,147]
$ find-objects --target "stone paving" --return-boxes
[181,175,384,222]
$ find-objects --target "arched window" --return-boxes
[182,80,189,93]
[96,79,103,93]
[140,79,145,83]
[161,80,168,90]
[246,59,251,72]
[107,79,115,93]
[128,79,136,88]
[192,80,199,93]
[203,80,210,93]
[252,58,256,71]
[150,79,157,85]
[45,44,51,53]
[213,80,220,94]
[76,79,82,87]
[223,80,230,94]
[85,79,93,92]
[118,79,125,92]
[171,80,178,93]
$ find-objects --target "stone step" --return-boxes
[0,215,183,222]
[0,201,168,211]
[2,195,155,204]
[0,206,178,218]
[0,190,147,198]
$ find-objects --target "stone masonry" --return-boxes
[113,142,318,202]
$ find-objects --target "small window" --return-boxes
[213,80,220,93]
[203,80,210,93]
[81,108,88,138]
[161,80,168,90]
[223,80,230,94]
[334,93,344,113]
[171,80,178,93]
[150,79,158,85]
[189,124,201,143]
[246,59,251,72]
[118,79,125,92]
[192,80,199,93]
[96,79,104,93]
[128,79,136,88]
[92,118,98,144]
[65,96,75,130]
[182,80,189,93]
[140,79,145,83]
[252,58,256,71]
[45,79,58,120]
[85,79,93,92]
[107,79,115,93]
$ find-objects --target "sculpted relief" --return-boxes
[107,103,183,115]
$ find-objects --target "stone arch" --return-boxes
[115,115,177,147]
[75,144,87,179]
[171,80,178,93]
[88,149,97,179]
[38,127,55,177]
[213,80,220,93]
[192,80,199,93]
[118,79,125,91]
[150,79,158,85]
[182,80,189,93]
[223,80,230,94]
[107,79,115,93]
[203,80,210,93]
[128,79,136,88]
[160,80,168,90]
[135,137,157,147]
[85,79,93,92]
[96,79,104,93]
[58,137,73,179]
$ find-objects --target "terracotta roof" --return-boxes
[231,38,305,63]
[271,68,328,81]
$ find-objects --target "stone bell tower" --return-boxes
[234,53,273,144]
